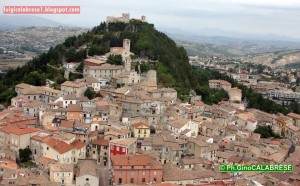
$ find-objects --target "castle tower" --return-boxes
[124,57,131,72]
[122,13,130,23]
[141,15,146,22]
[147,70,157,85]
[123,39,130,52]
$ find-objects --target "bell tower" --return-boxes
[123,39,130,52]
[124,57,131,72]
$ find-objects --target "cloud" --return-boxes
[1,0,300,39]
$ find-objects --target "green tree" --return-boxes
[84,87,96,99]
[63,35,76,47]
[228,68,235,73]
[55,75,66,85]
[19,147,32,162]
[107,55,123,65]
[24,71,46,86]
[88,45,101,56]
[0,88,17,106]
[140,62,150,73]
[254,125,280,138]
[289,100,300,114]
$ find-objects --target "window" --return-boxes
[142,171,146,176]
[142,178,146,183]
[154,171,156,175]
[131,171,134,175]
[47,147,49,150]
[130,178,134,183]
[116,147,119,151]
[122,148,125,152]
[153,178,157,182]
[111,145,114,150]
[131,166,134,169]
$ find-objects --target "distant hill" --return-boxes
[157,26,300,57]
[243,50,300,68]
[0,15,64,30]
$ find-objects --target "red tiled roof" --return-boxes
[111,154,157,167]
[89,130,98,137]
[0,158,15,164]
[31,135,48,142]
[92,138,109,146]
[193,101,204,106]
[67,104,83,112]
[0,110,11,117]
[60,120,74,128]
[287,113,300,120]
[0,126,39,135]
[36,157,56,165]
[131,122,150,128]
[43,138,73,154]
[71,140,85,150]
[0,116,36,126]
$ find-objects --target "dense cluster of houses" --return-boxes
[1,40,300,186]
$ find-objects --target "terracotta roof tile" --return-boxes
[109,138,137,146]
[77,160,98,177]
[111,154,162,168]
[92,138,109,146]
[89,130,99,137]
[36,157,56,165]
[60,120,74,128]
[71,140,85,150]
[131,122,150,128]
[0,126,39,135]
[61,81,88,88]
[67,104,83,112]
[43,138,73,154]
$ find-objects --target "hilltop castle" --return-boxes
[106,13,146,24]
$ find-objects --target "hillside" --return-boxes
[243,50,300,68]
[0,19,297,114]
[175,40,245,57]
[167,31,300,57]
[0,21,196,102]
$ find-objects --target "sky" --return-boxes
[2,0,300,39]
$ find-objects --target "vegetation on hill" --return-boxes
[107,54,123,65]
[254,125,281,138]
[0,21,195,103]
[193,68,299,114]
[0,20,298,114]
